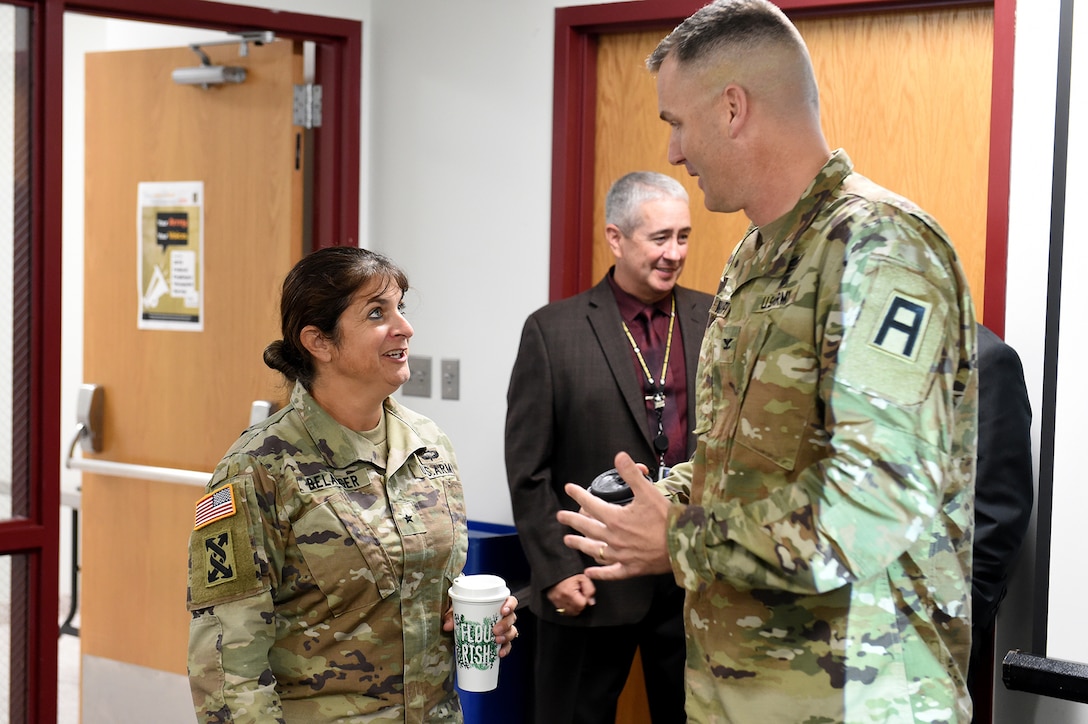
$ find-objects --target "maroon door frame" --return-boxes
[52,0,362,250]
[16,1,361,720]
[551,0,1014,337]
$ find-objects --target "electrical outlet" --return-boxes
[403,356,432,397]
[441,359,460,400]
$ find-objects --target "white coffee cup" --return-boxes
[448,573,510,692]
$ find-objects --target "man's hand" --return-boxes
[557,451,672,580]
[545,574,597,617]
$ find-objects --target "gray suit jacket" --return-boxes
[505,275,713,624]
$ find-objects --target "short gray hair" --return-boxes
[605,172,688,236]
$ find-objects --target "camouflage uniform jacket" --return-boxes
[187,381,468,723]
[659,150,978,723]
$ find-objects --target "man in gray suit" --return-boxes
[506,171,713,723]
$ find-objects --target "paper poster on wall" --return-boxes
[137,181,204,331]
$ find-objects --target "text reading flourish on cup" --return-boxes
[448,574,509,692]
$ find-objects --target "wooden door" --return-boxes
[81,39,305,681]
[593,7,992,320]
[595,9,993,722]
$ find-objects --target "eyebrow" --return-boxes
[363,284,403,304]
[647,226,692,236]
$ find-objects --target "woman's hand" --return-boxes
[442,594,520,657]
[493,595,519,658]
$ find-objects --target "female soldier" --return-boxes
[187,247,517,723]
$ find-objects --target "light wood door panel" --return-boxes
[82,40,305,674]
[593,7,992,320]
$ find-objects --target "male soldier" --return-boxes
[558,2,978,722]
[506,171,712,723]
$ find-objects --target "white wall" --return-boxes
[1010,0,1088,721]
[57,0,1079,721]
[366,0,563,525]
[996,0,1067,719]
[362,0,618,525]
[1044,0,1088,661]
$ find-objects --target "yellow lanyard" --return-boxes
[620,295,676,410]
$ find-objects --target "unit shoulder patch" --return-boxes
[203,530,237,587]
[187,477,266,609]
[869,291,932,362]
[838,263,948,406]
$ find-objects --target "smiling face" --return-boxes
[607,195,692,304]
[308,277,414,407]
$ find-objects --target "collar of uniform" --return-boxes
[760,149,853,245]
[746,149,853,278]
[291,381,427,475]
[382,397,431,476]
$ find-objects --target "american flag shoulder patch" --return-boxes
[194,484,236,530]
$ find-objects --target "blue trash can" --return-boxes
[457,521,533,724]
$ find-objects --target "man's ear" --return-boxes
[721,83,748,138]
[604,224,625,257]
[300,325,333,362]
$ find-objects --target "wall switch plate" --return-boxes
[403,356,432,397]
[441,359,460,400]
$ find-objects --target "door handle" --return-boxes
[65,384,209,487]
[65,385,277,487]
[74,383,103,453]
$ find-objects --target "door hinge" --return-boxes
[293,84,323,129]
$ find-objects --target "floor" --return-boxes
[58,599,79,723]
[53,594,196,724]
[0,594,81,722]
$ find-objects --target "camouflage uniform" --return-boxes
[187,381,468,723]
[659,150,978,723]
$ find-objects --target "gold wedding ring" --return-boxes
[598,544,608,562]
[555,608,566,615]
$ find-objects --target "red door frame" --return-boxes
[551,0,1014,337]
[52,0,362,249]
[16,1,361,720]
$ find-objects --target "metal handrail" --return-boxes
[64,422,211,488]
[58,385,242,640]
